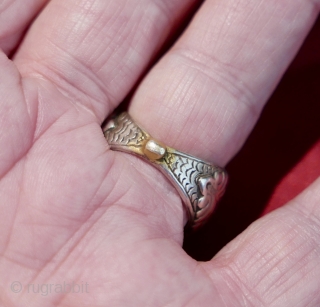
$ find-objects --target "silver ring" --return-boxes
[103,112,228,227]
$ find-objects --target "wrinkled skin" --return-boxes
[0,0,319,306]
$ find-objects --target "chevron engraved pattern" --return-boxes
[105,113,148,148]
[165,153,226,218]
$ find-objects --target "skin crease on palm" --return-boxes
[0,0,319,306]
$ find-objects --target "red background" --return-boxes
[184,17,320,261]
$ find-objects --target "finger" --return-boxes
[0,0,48,54]
[129,0,320,165]
[14,0,200,121]
[202,177,320,306]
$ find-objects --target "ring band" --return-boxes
[104,112,228,227]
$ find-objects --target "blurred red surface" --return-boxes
[184,17,320,261]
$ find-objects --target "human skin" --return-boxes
[0,0,319,306]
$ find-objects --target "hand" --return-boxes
[0,0,319,306]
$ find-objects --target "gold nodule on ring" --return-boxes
[143,139,166,161]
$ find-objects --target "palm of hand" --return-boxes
[2,60,200,306]
[1,0,320,306]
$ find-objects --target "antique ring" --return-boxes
[103,112,228,227]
